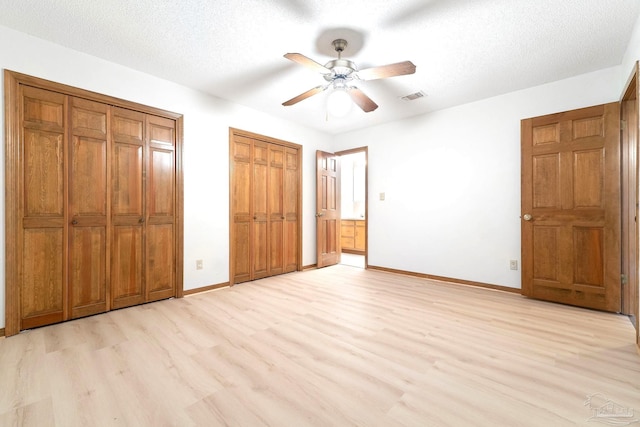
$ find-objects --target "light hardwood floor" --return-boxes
[1,265,639,426]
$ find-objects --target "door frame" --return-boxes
[620,61,640,345]
[228,128,303,286]
[4,70,184,337]
[336,146,368,268]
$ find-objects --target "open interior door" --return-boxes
[316,150,341,268]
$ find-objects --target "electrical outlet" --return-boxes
[196,259,203,270]
[380,192,385,201]
[509,260,518,270]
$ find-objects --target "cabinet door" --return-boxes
[68,97,109,318]
[355,221,366,251]
[20,86,67,329]
[111,107,145,309]
[146,115,176,301]
[341,220,355,249]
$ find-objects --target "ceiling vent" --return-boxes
[401,91,426,101]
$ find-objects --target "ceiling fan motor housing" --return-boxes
[323,59,357,80]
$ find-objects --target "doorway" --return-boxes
[337,148,367,269]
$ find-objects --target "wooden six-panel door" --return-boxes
[521,103,621,312]
[316,151,341,268]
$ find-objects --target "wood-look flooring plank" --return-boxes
[1,265,639,426]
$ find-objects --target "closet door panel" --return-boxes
[253,141,269,279]
[146,115,176,300]
[147,224,174,300]
[111,226,144,308]
[24,130,64,216]
[68,97,109,318]
[20,86,67,329]
[283,148,299,273]
[111,108,145,308]
[231,136,252,283]
[69,227,107,318]
[112,144,144,215]
[269,144,284,275]
[21,228,64,329]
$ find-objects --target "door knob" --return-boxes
[71,219,78,225]
[139,218,145,223]
[316,212,324,217]
[523,214,532,221]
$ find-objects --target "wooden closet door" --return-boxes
[111,107,146,309]
[68,97,109,318]
[229,129,301,285]
[231,135,252,283]
[146,115,176,301]
[253,140,270,280]
[268,144,285,276]
[20,86,67,329]
[283,147,299,273]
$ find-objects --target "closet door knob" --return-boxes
[139,218,145,223]
[71,219,78,225]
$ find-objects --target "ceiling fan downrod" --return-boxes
[332,39,347,59]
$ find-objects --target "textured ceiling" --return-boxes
[0,0,638,135]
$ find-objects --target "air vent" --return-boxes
[401,91,426,101]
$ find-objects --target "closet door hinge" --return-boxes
[621,274,628,285]
[621,119,627,131]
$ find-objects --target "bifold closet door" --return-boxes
[111,107,146,309]
[252,140,269,280]
[145,114,177,302]
[20,86,67,330]
[68,97,109,319]
[230,133,300,284]
[283,147,299,273]
[5,70,184,336]
[231,135,252,283]
[110,108,177,309]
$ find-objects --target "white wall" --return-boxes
[620,10,640,94]
[332,66,623,288]
[0,25,331,329]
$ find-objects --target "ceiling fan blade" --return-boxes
[284,53,332,74]
[348,87,379,113]
[356,61,416,80]
[282,85,328,106]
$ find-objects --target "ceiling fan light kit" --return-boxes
[327,87,353,117]
[283,39,416,115]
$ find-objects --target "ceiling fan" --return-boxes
[282,39,416,113]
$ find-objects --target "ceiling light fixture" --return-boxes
[327,77,353,117]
